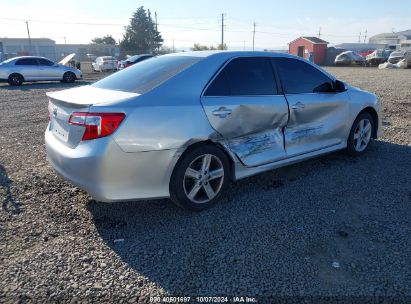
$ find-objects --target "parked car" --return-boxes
[91,56,118,72]
[335,51,365,66]
[388,49,411,64]
[0,55,82,86]
[117,54,154,70]
[366,49,392,66]
[45,51,381,211]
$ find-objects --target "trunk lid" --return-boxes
[47,86,139,148]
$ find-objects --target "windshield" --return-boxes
[101,56,115,60]
[0,57,16,65]
[92,55,203,94]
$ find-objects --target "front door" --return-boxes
[37,58,61,80]
[273,57,350,157]
[201,57,289,167]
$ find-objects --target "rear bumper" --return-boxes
[45,129,179,202]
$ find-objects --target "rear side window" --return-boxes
[92,55,203,94]
[205,57,277,96]
[15,58,38,66]
[274,58,334,94]
[37,58,54,66]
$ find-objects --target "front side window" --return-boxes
[274,58,334,94]
[37,58,54,66]
[15,58,38,66]
[205,57,277,96]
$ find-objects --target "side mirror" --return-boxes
[335,80,348,92]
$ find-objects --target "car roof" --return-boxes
[7,56,51,60]
[159,50,336,81]
[163,50,297,59]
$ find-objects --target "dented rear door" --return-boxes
[201,57,289,167]
[274,57,350,157]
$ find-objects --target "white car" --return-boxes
[91,56,118,72]
[0,54,82,86]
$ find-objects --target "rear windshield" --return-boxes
[101,56,115,60]
[92,55,203,94]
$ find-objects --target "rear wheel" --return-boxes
[170,145,230,211]
[62,72,76,83]
[347,112,374,156]
[8,73,23,86]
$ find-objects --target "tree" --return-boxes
[91,35,116,45]
[158,45,173,55]
[191,44,217,51]
[120,6,163,55]
[217,43,228,50]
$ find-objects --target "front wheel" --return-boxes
[347,112,374,156]
[170,145,230,211]
[62,72,76,83]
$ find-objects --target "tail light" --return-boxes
[69,112,125,141]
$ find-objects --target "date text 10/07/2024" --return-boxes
[149,296,257,303]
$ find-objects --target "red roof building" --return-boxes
[288,37,329,65]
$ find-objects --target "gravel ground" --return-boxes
[0,67,410,303]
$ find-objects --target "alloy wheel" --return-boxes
[183,154,224,204]
[353,118,372,152]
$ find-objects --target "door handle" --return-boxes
[291,102,305,110]
[212,107,232,118]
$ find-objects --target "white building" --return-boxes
[369,29,411,49]
[0,37,120,62]
[0,38,57,61]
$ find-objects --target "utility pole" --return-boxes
[363,29,367,43]
[243,40,245,51]
[172,39,175,53]
[25,21,32,55]
[318,26,322,38]
[252,22,256,51]
[64,37,67,44]
[221,13,224,50]
[358,31,362,43]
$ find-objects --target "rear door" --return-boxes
[273,57,350,157]
[201,57,289,167]
[14,58,39,80]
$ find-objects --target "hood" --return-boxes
[58,53,76,65]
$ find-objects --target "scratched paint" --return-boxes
[225,129,286,166]
[289,125,324,141]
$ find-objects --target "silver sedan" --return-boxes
[45,51,381,211]
[0,56,82,86]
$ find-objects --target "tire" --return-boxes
[62,72,76,83]
[170,144,230,211]
[8,73,23,86]
[347,112,375,156]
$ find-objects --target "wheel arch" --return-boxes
[357,106,379,138]
[173,140,237,181]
